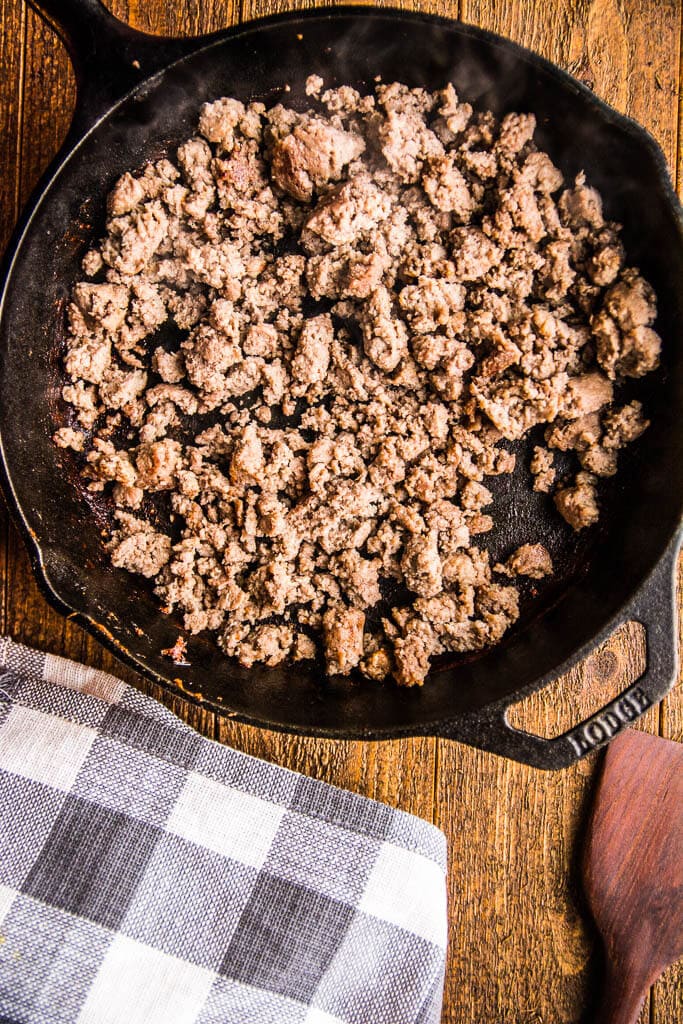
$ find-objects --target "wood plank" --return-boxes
[0,0,26,639]
[437,745,600,1021]
[507,621,646,737]
[658,67,681,1024]
[241,0,335,18]
[108,0,238,37]
[637,2,683,1020]
[662,556,683,744]
[439,1,681,1021]
[664,2,683,746]
[652,963,683,1024]
[241,0,462,22]
[5,4,81,663]
[17,7,75,204]
[217,720,437,816]
[631,5,683,1021]
[654,555,683,1018]
[0,0,25,251]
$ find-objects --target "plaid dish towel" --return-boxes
[0,637,447,1024]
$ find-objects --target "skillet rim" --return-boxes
[0,3,682,757]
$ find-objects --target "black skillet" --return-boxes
[1,0,682,769]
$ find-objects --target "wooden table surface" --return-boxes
[1,0,681,1021]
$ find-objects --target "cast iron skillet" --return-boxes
[1,0,682,769]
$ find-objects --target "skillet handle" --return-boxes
[436,537,681,769]
[27,0,190,136]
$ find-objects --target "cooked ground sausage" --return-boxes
[55,78,661,686]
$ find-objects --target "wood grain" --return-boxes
[240,0,462,21]
[583,730,683,1024]
[0,0,24,250]
[108,0,238,37]
[507,622,647,738]
[445,0,682,1021]
[3,5,80,667]
[663,558,683,743]
[0,3,681,1023]
[0,0,26,640]
[218,722,437,816]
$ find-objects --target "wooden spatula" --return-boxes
[583,729,683,1024]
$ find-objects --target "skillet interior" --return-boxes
[1,11,682,736]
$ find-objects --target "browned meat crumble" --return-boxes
[55,78,660,686]
[161,635,190,666]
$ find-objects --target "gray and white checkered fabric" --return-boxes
[0,637,447,1024]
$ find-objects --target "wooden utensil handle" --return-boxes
[599,962,650,1024]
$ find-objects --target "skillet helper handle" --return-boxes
[437,538,680,769]
[27,0,188,136]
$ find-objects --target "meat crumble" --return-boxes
[55,78,661,686]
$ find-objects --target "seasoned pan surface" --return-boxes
[1,5,681,766]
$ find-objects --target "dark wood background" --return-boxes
[1,0,681,1020]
